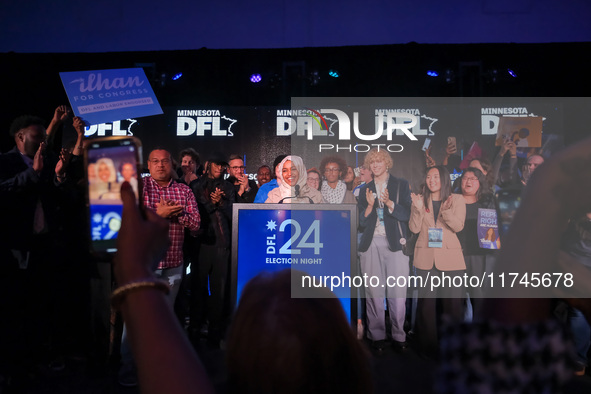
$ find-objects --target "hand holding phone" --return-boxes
[86,136,142,253]
[446,136,457,155]
[114,182,169,284]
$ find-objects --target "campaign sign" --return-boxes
[60,68,163,125]
[478,208,501,249]
[232,205,357,322]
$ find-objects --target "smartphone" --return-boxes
[85,136,142,253]
[422,137,432,151]
[495,188,522,237]
[447,136,457,154]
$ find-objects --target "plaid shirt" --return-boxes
[143,176,200,269]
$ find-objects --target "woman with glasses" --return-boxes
[319,156,356,204]
[306,167,321,191]
[410,165,466,356]
[456,167,496,320]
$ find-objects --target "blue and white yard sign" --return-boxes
[60,68,163,125]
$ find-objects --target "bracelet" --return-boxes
[111,278,170,308]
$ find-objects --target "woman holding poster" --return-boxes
[410,165,466,356]
[456,167,497,320]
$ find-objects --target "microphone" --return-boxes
[279,184,314,204]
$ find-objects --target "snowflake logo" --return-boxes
[266,220,277,231]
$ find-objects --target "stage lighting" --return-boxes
[507,69,517,78]
[172,73,183,81]
[250,73,262,83]
[445,69,455,84]
[490,69,498,83]
[328,69,340,78]
[427,70,439,77]
[310,70,320,86]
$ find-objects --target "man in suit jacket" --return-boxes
[0,114,68,383]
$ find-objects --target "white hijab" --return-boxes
[276,155,308,200]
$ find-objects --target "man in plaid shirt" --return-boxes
[119,148,200,387]
[143,149,200,275]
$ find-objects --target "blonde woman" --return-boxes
[357,149,411,352]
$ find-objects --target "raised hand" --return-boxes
[53,105,69,123]
[33,142,45,173]
[442,195,453,210]
[411,192,424,210]
[365,188,376,208]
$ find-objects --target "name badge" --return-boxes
[376,207,384,227]
[428,227,443,248]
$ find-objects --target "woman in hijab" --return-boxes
[265,155,324,204]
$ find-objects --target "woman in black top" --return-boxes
[456,167,496,320]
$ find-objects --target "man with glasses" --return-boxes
[119,148,200,387]
[227,154,258,203]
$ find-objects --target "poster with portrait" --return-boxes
[478,208,501,249]
[495,116,543,147]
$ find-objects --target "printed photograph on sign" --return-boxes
[477,208,501,249]
[495,116,543,147]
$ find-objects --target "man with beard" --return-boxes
[227,154,258,203]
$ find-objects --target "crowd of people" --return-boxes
[1,106,590,393]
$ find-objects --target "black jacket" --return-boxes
[190,176,236,247]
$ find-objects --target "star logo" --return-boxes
[93,213,102,223]
[266,220,277,231]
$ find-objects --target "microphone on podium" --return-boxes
[278,184,313,204]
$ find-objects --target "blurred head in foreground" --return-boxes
[226,269,371,394]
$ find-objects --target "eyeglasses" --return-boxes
[324,167,340,173]
[462,177,479,182]
[229,166,245,170]
[149,158,171,165]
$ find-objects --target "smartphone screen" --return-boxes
[495,188,522,237]
[86,137,141,253]
[422,137,431,151]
